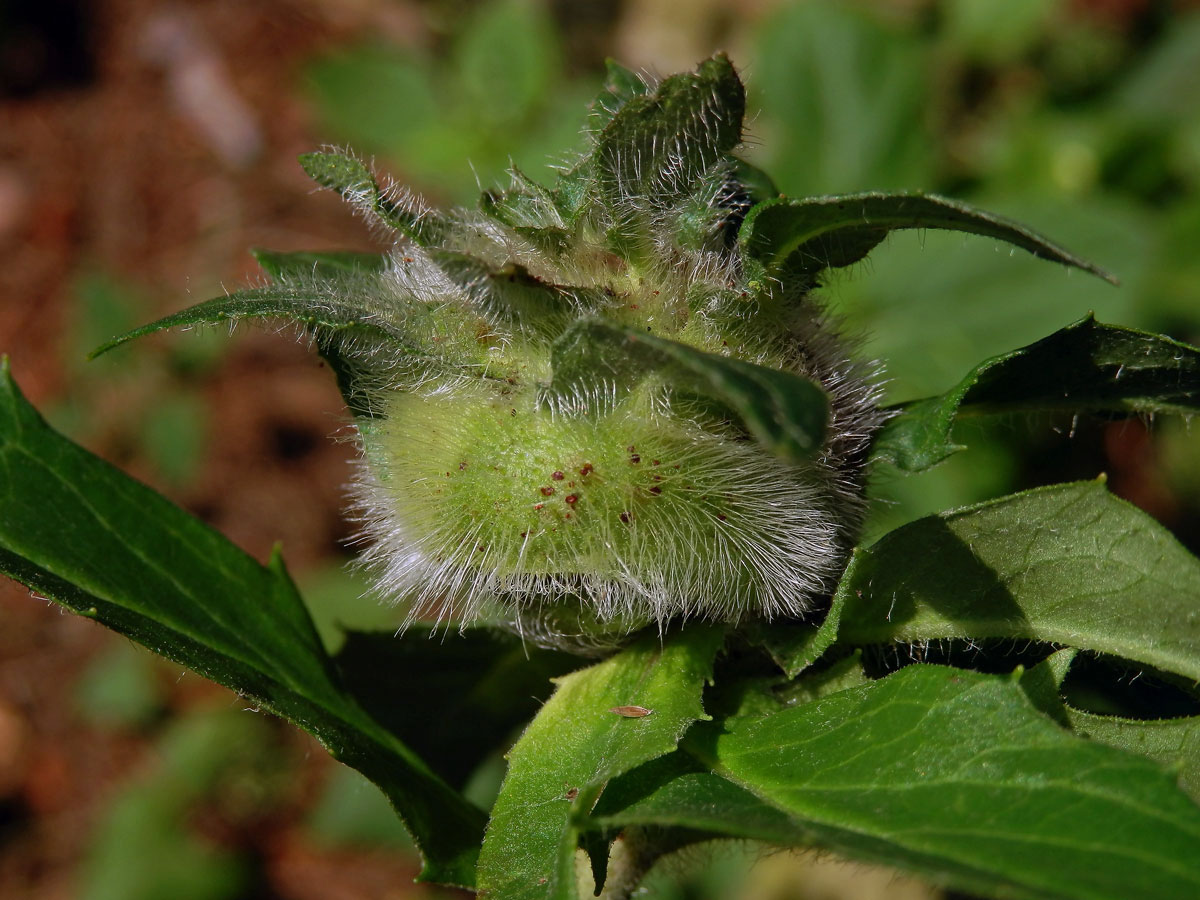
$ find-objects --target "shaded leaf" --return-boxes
[0,363,484,886]
[693,665,1200,900]
[475,627,723,900]
[739,192,1115,284]
[872,316,1200,471]
[834,480,1200,683]
[333,628,580,790]
[548,317,829,461]
[299,150,446,244]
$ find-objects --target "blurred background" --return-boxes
[2,0,1200,897]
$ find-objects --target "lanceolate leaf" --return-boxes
[873,316,1200,471]
[834,480,1200,683]
[88,285,417,360]
[682,665,1200,900]
[548,317,829,461]
[299,150,446,244]
[0,363,484,886]
[475,627,723,900]
[739,192,1116,284]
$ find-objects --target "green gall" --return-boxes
[98,55,1108,651]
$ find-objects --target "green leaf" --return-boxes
[872,317,1200,471]
[475,626,724,900]
[834,480,1200,683]
[739,192,1116,284]
[0,362,484,886]
[453,0,559,128]
[1066,709,1200,804]
[750,3,932,197]
[333,628,580,790]
[251,248,388,280]
[548,317,829,461]
[693,665,1200,900]
[87,285,413,360]
[298,150,445,244]
[594,54,745,231]
[588,59,649,135]
[752,593,845,679]
[428,250,599,338]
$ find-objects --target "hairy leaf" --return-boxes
[594,54,745,241]
[88,285,415,360]
[548,317,829,461]
[475,627,723,900]
[0,363,484,886]
[739,192,1116,284]
[835,480,1200,682]
[251,248,389,280]
[690,665,1200,900]
[1066,709,1200,803]
[299,150,446,244]
[873,316,1200,471]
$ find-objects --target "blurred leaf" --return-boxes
[306,46,440,152]
[685,665,1200,900]
[873,317,1200,472]
[476,627,723,900]
[81,710,271,900]
[1115,12,1200,125]
[454,0,558,127]
[549,317,829,461]
[740,192,1114,284]
[141,392,206,487]
[941,0,1055,65]
[0,363,485,886]
[835,480,1200,684]
[306,765,414,848]
[750,3,932,197]
[75,641,165,729]
[69,272,147,375]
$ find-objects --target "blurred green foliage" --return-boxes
[79,709,280,900]
[307,0,592,203]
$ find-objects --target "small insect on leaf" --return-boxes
[609,705,653,717]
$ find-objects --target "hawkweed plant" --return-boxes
[5,56,1200,899]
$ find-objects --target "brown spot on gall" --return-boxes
[565,494,578,505]
[579,463,594,477]
[533,503,544,511]
[717,513,727,521]
[619,511,631,523]
[551,471,565,481]
[629,455,641,464]
[648,486,662,495]
[459,461,468,470]
[652,459,660,466]
[540,486,555,496]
